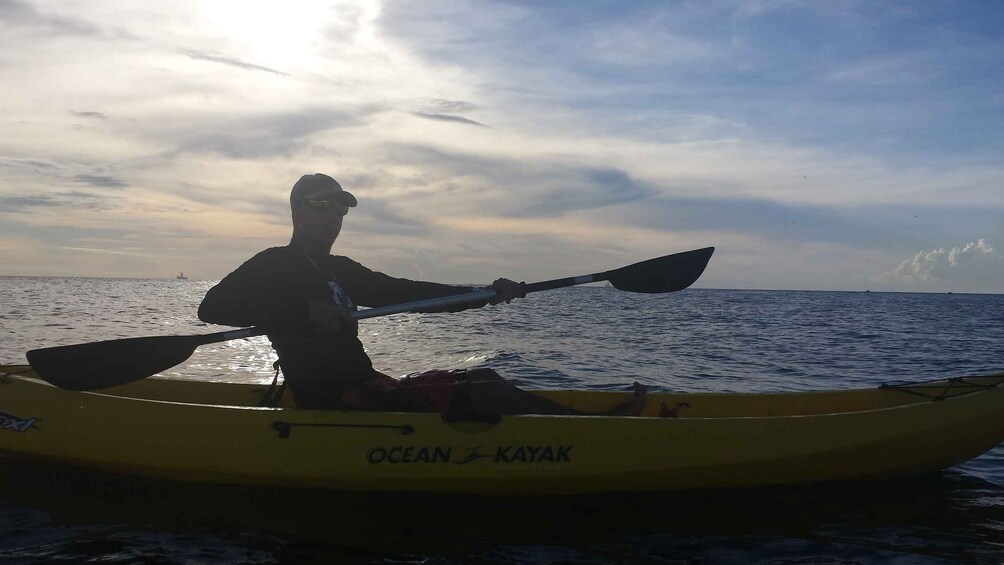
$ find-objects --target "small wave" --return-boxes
[459,351,503,365]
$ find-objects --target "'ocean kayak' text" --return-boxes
[367,445,573,464]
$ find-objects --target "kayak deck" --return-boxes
[4,364,999,417]
[1,364,1002,494]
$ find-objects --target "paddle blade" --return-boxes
[26,335,202,391]
[607,247,714,293]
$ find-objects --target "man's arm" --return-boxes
[335,257,524,312]
[198,250,313,330]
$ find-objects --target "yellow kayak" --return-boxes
[1,364,1002,494]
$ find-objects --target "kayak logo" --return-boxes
[453,446,491,464]
[367,444,573,464]
[0,411,37,432]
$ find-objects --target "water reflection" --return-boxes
[0,459,1001,564]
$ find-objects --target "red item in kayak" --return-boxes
[341,369,476,412]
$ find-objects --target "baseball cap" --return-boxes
[289,173,357,208]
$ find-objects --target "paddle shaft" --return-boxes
[351,272,610,320]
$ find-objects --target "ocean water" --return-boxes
[1,276,1002,564]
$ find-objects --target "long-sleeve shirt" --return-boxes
[198,240,480,407]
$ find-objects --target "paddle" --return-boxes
[27,246,714,391]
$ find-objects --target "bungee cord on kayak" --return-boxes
[879,376,1001,400]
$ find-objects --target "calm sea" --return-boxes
[1,276,1002,564]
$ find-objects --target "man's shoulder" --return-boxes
[239,246,299,266]
[255,245,296,257]
[329,255,371,274]
[330,254,360,265]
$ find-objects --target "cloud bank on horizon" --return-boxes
[888,239,1002,293]
[0,0,1002,292]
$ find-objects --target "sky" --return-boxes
[0,0,1002,293]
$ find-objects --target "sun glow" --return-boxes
[195,0,364,70]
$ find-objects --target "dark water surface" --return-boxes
[1,277,1002,564]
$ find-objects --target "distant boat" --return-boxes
[176,272,189,281]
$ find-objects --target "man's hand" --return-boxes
[489,278,527,305]
[307,299,357,333]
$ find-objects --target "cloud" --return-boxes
[424,99,479,114]
[0,157,60,172]
[380,143,655,217]
[160,106,382,159]
[584,7,724,68]
[352,199,430,236]
[180,49,292,77]
[948,239,1000,267]
[411,98,487,127]
[890,239,1002,290]
[0,190,115,212]
[0,0,101,35]
[825,53,942,87]
[73,174,128,189]
[0,194,57,210]
[412,112,488,128]
[60,246,138,256]
[595,194,915,249]
[70,110,107,120]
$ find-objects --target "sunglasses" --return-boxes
[303,199,349,216]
